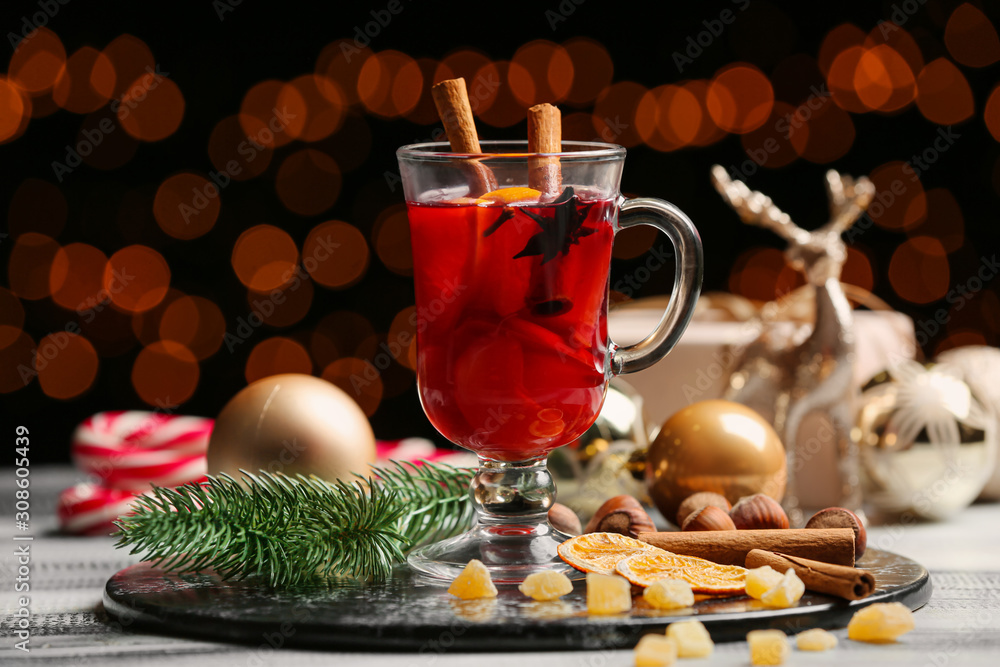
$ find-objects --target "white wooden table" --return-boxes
[2,465,999,666]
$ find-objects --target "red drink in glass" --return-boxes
[408,193,615,462]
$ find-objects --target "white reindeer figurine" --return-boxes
[710,166,875,526]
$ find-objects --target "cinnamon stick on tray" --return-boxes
[431,78,496,195]
[637,528,856,567]
[527,103,561,198]
[745,549,876,601]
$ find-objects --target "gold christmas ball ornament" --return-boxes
[207,374,377,483]
[645,399,787,525]
[856,361,996,520]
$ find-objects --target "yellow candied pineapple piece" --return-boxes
[586,572,632,614]
[518,570,574,601]
[796,628,838,651]
[747,629,790,666]
[634,634,678,667]
[666,620,714,658]
[745,565,784,600]
[643,578,694,610]
[847,602,915,642]
[447,559,498,600]
[760,569,805,608]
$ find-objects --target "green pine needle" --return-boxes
[113,460,475,586]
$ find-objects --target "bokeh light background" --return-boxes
[2,2,999,462]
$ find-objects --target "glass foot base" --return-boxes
[407,522,582,584]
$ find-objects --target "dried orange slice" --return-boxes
[557,532,662,575]
[476,187,541,205]
[615,550,746,595]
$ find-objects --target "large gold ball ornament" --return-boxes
[207,374,376,483]
[645,399,787,525]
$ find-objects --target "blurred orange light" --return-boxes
[240,80,305,148]
[915,58,974,125]
[864,24,923,74]
[52,46,115,114]
[304,220,369,288]
[231,224,299,292]
[475,61,528,128]
[683,80,725,147]
[373,206,412,276]
[36,332,99,400]
[435,49,492,92]
[132,340,199,406]
[636,85,702,151]
[706,65,774,134]
[158,295,226,360]
[131,288,184,346]
[154,173,221,240]
[818,23,866,76]
[118,77,185,142]
[826,46,868,113]
[510,40,574,107]
[842,246,875,292]
[0,328,35,393]
[562,38,613,107]
[245,337,312,384]
[101,34,155,100]
[401,58,443,125]
[868,161,925,230]
[275,149,341,216]
[281,74,345,142]
[0,77,29,144]
[389,306,417,371]
[987,85,1000,141]
[944,3,1000,68]
[311,311,376,370]
[905,188,965,253]
[741,101,802,169]
[247,278,314,328]
[321,357,382,417]
[729,248,797,302]
[9,27,66,95]
[788,97,855,163]
[49,243,108,312]
[7,233,60,300]
[854,46,915,112]
[592,81,648,147]
[7,178,67,239]
[208,115,272,181]
[888,236,950,304]
[315,39,375,106]
[357,50,420,118]
[103,245,171,313]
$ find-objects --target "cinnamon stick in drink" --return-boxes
[637,528,856,567]
[745,549,876,600]
[431,78,496,195]
[527,103,561,198]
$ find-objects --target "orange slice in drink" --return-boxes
[477,187,541,205]
[557,532,663,576]
[615,550,746,595]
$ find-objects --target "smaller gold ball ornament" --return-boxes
[645,399,787,525]
[207,374,376,483]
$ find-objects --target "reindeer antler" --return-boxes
[710,165,807,243]
[823,170,875,234]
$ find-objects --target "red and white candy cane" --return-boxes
[57,483,141,537]
[72,411,211,492]
[375,438,475,467]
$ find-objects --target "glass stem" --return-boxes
[471,457,554,527]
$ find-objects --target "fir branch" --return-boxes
[114,461,475,586]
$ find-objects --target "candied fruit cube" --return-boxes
[847,602,915,642]
[586,572,632,614]
[760,569,805,608]
[447,559,498,600]
[745,565,784,600]
[519,570,574,601]
[643,578,694,610]
[666,620,714,658]
[796,628,837,651]
[634,634,677,667]
[747,629,790,665]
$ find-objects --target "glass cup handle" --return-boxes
[610,197,704,375]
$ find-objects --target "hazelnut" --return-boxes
[676,492,732,527]
[548,503,582,536]
[729,494,789,530]
[681,505,737,531]
[806,507,867,558]
[583,495,656,538]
